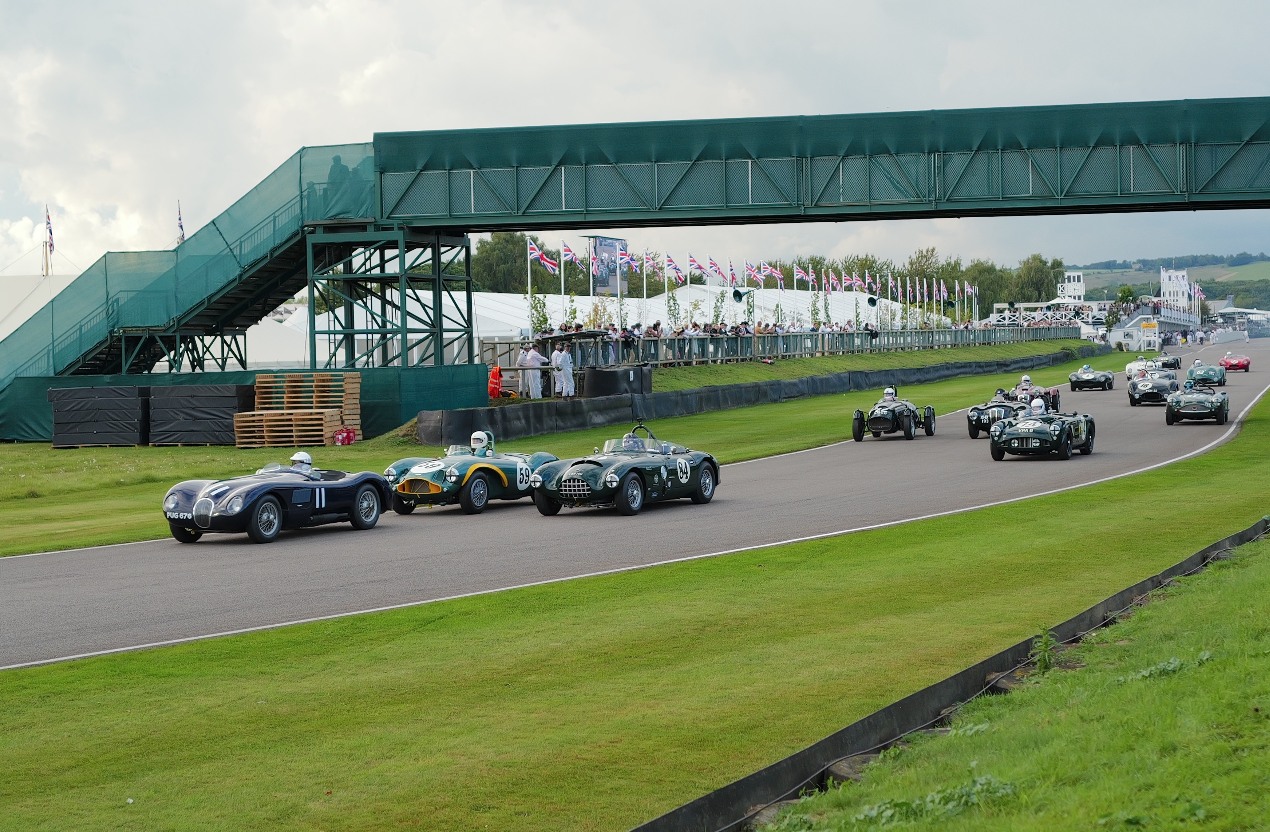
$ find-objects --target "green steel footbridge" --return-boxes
[3,96,1269,394]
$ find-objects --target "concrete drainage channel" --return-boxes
[629,515,1270,832]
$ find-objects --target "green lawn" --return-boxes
[651,339,1092,391]
[765,539,1270,831]
[0,363,1266,832]
[0,349,1127,557]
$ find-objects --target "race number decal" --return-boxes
[516,462,532,489]
[676,457,691,484]
[1016,420,1044,430]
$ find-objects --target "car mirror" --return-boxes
[672,445,688,454]
[594,447,600,455]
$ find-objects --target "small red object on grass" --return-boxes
[333,427,357,446]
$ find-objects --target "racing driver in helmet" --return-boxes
[883,386,897,402]
[289,451,313,474]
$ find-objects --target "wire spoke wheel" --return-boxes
[358,490,377,522]
[258,502,280,536]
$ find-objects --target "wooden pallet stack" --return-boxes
[233,372,361,448]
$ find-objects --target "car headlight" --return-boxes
[225,494,245,515]
[163,493,179,512]
[990,423,1004,436]
[529,473,542,488]
[605,472,620,488]
[445,466,459,483]
[1049,424,1062,437]
[384,467,397,481]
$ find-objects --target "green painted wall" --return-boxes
[0,365,488,443]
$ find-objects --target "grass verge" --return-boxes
[0,349,1128,557]
[0,365,1266,831]
[764,539,1270,831]
[650,339,1092,391]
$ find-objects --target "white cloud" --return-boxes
[1,0,1268,278]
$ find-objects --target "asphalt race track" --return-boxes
[3,340,1268,669]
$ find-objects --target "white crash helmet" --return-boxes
[1194,359,1203,366]
[470,431,489,451]
[1226,351,1233,356]
[290,451,312,472]
[1030,397,1046,416]
[883,386,897,401]
[1020,374,1032,385]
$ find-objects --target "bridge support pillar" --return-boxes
[305,226,475,371]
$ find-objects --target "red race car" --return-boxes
[1218,352,1251,372]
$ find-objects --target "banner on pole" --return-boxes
[592,237,627,297]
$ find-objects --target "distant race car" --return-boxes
[1165,381,1230,425]
[1218,352,1251,372]
[1128,370,1180,406]
[1069,365,1115,391]
[1125,355,1152,380]
[966,394,1029,439]
[989,411,1096,461]
[162,457,390,544]
[1154,352,1182,370]
[530,422,718,516]
[383,431,558,514]
[853,387,935,440]
[1005,383,1061,413]
[1187,362,1227,386]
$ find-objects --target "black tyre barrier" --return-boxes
[418,345,1110,447]
[628,514,1269,832]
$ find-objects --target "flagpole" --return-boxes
[560,240,566,322]
[526,238,532,301]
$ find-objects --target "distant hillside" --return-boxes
[1078,253,1270,291]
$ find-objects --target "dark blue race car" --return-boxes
[162,458,391,544]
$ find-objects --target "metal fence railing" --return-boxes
[481,326,1082,372]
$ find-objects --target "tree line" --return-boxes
[470,231,1067,311]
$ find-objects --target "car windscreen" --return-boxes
[445,446,474,456]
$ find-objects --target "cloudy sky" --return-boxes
[2,0,1269,278]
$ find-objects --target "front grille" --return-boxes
[194,498,214,528]
[559,477,591,500]
[1184,405,1209,412]
[399,479,442,495]
[867,417,891,432]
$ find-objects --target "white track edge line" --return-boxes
[6,375,1266,673]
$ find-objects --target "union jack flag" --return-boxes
[864,271,873,292]
[745,262,764,285]
[793,265,808,286]
[688,254,711,281]
[45,206,53,253]
[561,242,580,264]
[809,274,818,291]
[643,251,659,274]
[665,255,686,284]
[590,249,598,276]
[728,260,738,287]
[619,248,637,273]
[955,280,962,301]
[777,273,785,291]
[708,256,727,284]
[831,274,842,292]
[177,202,185,245]
[528,240,558,274]
[940,279,948,302]
[888,275,896,297]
